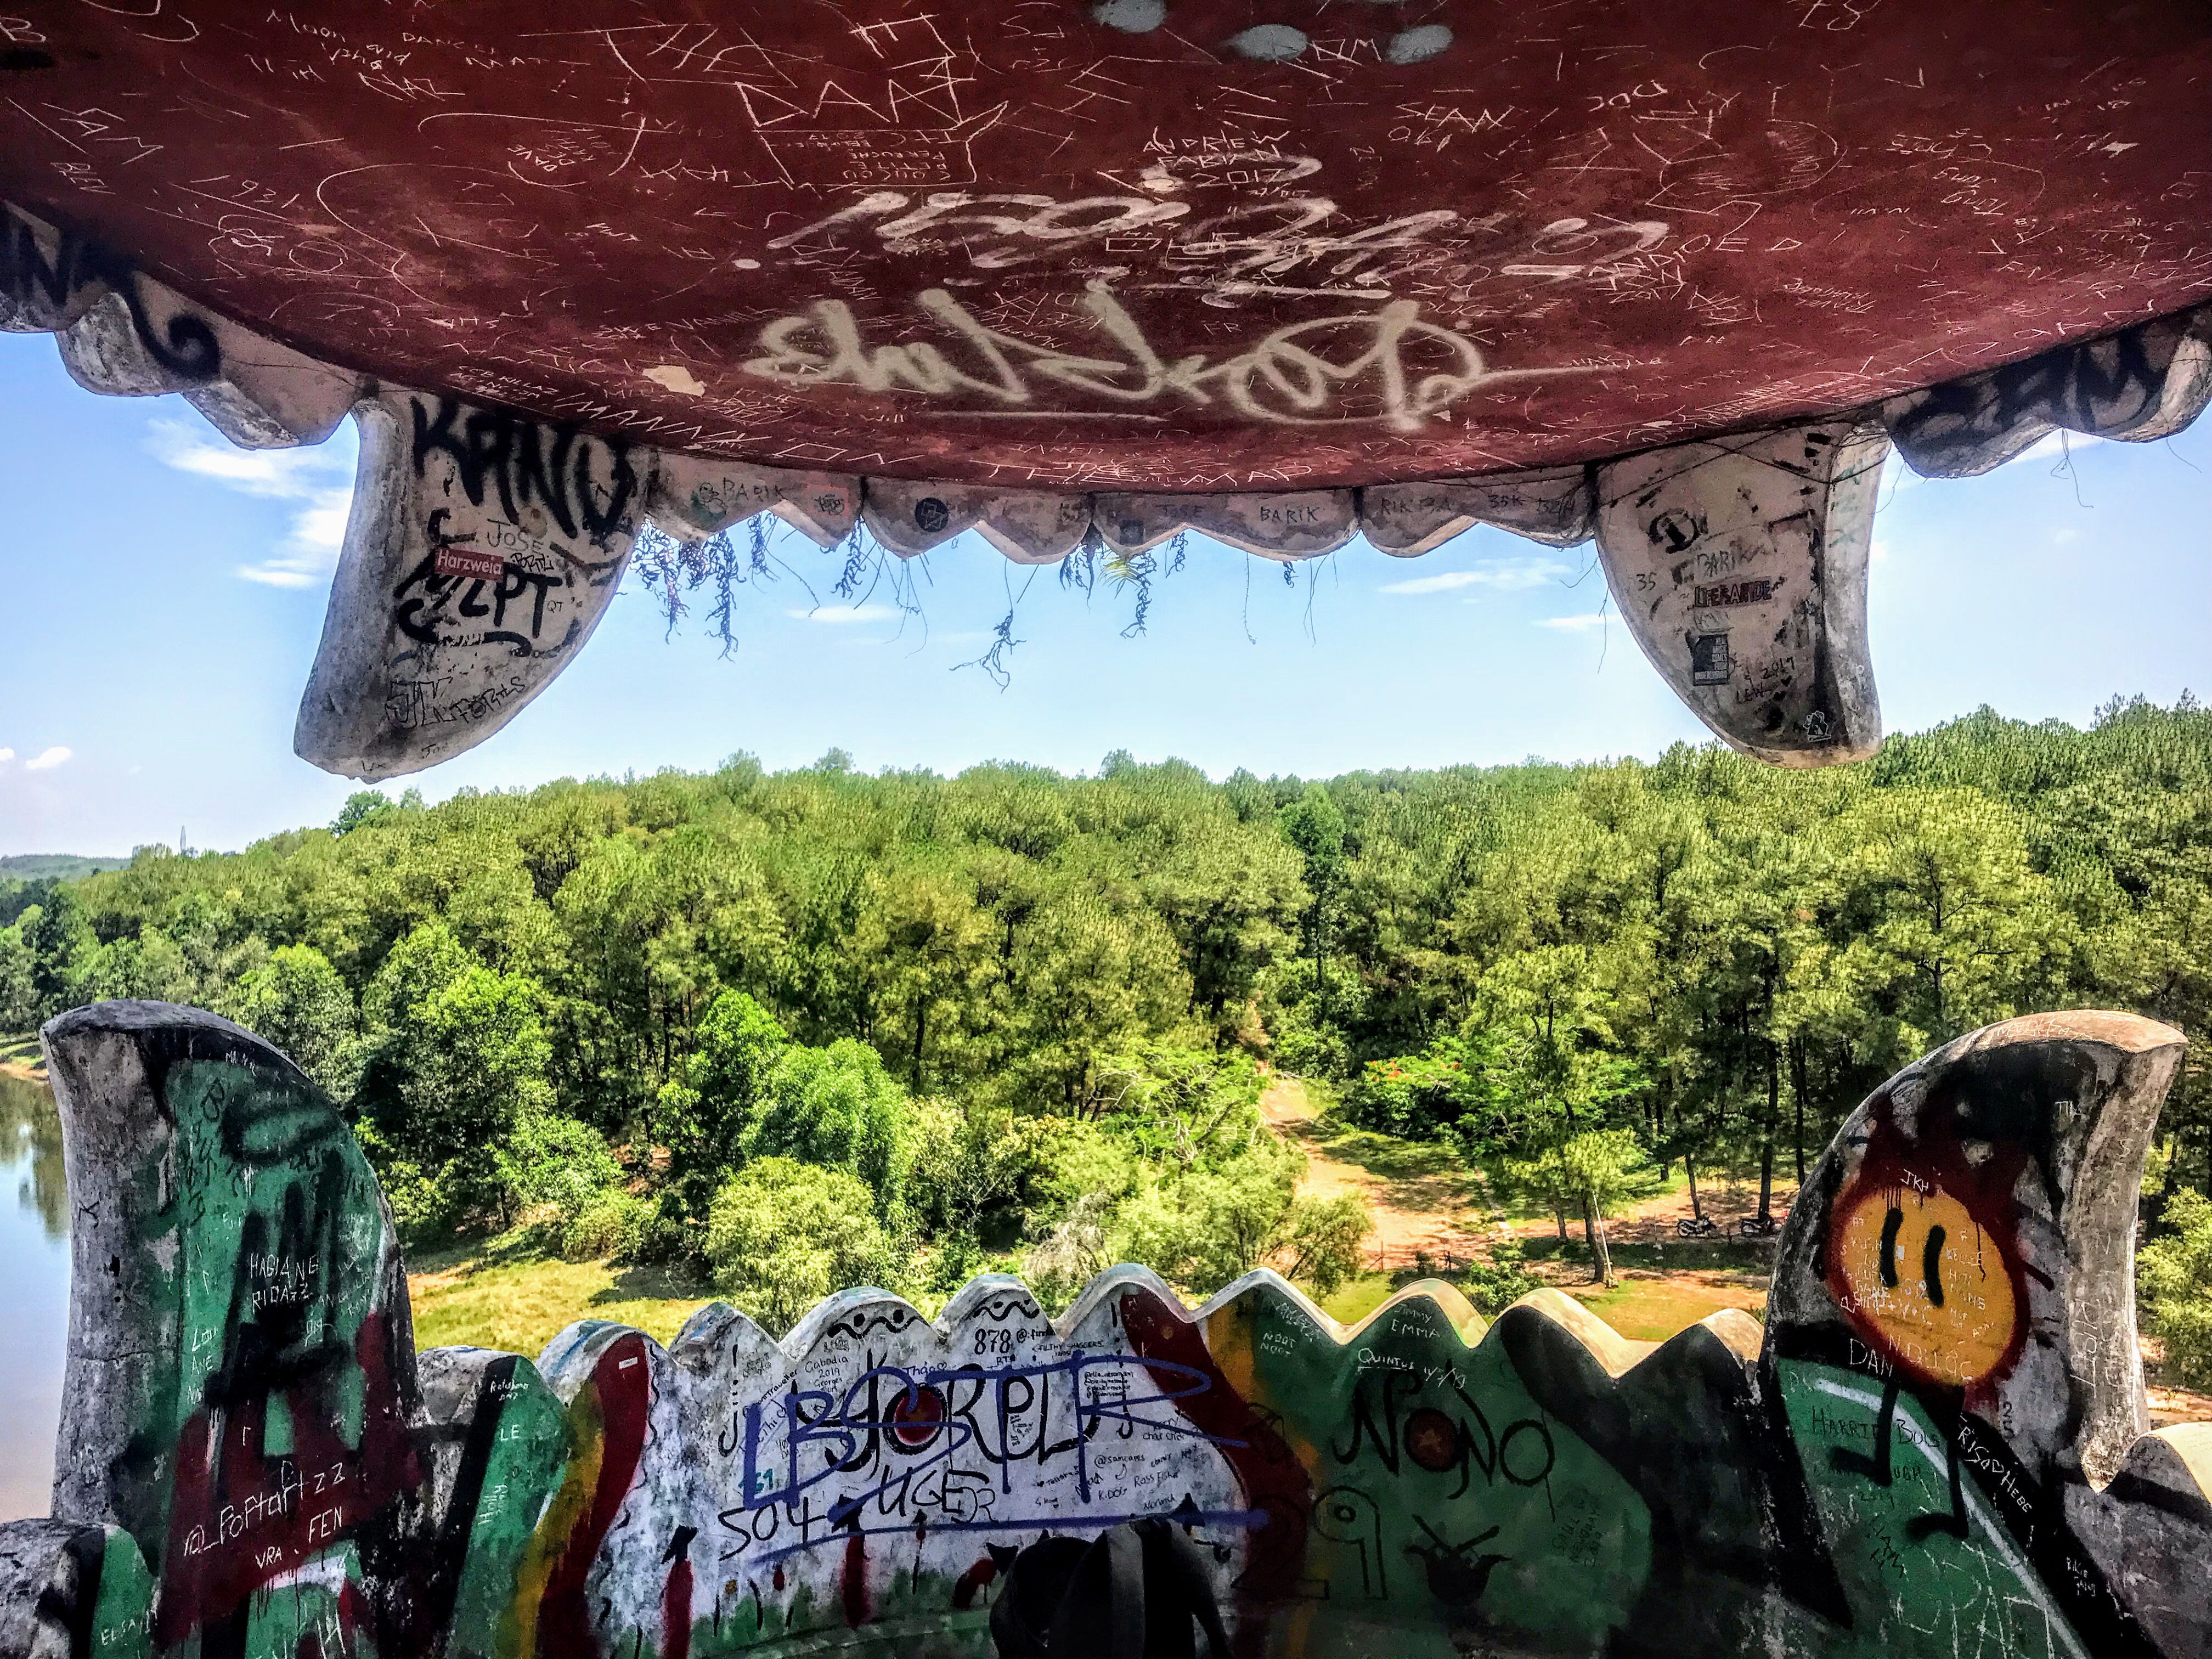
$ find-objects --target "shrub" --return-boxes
[1342,1051,1471,1139]
[744,1040,915,1217]
[2141,1189,2212,1387]
[500,1113,622,1226]
[557,1189,648,1262]
[705,1157,899,1335]
[1460,1240,1544,1316]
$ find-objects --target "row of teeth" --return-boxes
[6,201,2207,780]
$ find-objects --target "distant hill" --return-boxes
[0,854,129,882]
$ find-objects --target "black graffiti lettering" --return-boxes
[410,395,638,546]
[511,418,578,539]
[1889,317,2201,468]
[1497,1418,1554,1488]
[494,567,557,634]
[1330,1372,1414,1472]
[1,206,221,378]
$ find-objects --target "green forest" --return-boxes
[2,697,2208,1359]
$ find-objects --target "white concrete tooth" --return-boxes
[652,452,857,550]
[1884,304,2212,478]
[295,390,646,779]
[860,478,1090,561]
[861,478,991,557]
[53,270,357,445]
[1093,489,1357,560]
[181,323,361,449]
[1362,464,1594,556]
[1595,420,1887,767]
[974,490,1094,565]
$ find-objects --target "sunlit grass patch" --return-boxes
[1569,1274,1765,1342]
[408,1246,712,1356]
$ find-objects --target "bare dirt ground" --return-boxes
[1261,1078,1488,1265]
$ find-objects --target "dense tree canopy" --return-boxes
[2,695,2204,1323]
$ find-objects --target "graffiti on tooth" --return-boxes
[1594,421,1887,767]
[1884,306,2212,478]
[294,392,644,779]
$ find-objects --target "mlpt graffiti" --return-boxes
[2,1002,2207,1659]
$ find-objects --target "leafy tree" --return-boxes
[654,989,789,1203]
[743,1038,915,1217]
[1274,1191,1372,1297]
[706,1157,897,1334]
[24,888,92,1018]
[357,921,554,1234]
[331,791,396,837]
[2140,1188,2212,1387]
[0,921,35,1032]
[219,944,358,1096]
[1280,785,1347,1017]
[1513,1128,1645,1284]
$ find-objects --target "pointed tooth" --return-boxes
[861,478,985,557]
[52,268,356,444]
[971,491,1093,565]
[294,391,644,779]
[1595,420,1886,766]
[1363,464,1594,555]
[650,453,856,550]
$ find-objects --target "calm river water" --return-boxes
[0,1069,68,1521]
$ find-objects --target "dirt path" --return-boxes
[1261,1078,1489,1265]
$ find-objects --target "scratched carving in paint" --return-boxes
[12,1003,2212,1659]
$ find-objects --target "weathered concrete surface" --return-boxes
[1596,421,1887,766]
[6,4,2210,493]
[0,1002,2204,1658]
[295,392,646,780]
[1883,304,2212,478]
[1363,466,1595,556]
[1093,489,1359,561]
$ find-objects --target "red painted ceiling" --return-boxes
[4,1,2209,489]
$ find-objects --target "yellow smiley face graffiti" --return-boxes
[1830,1182,2019,1388]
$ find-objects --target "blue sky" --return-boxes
[0,334,2205,857]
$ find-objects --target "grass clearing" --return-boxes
[1568,1274,1765,1341]
[1318,1271,1398,1328]
[408,1244,713,1355]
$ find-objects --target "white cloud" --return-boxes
[147,417,354,588]
[25,747,71,771]
[1871,539,1891,563]
[1537,612,1611,631]
[788,603,902,624]
[0,748,12,764]
[1381,556,1573,595]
